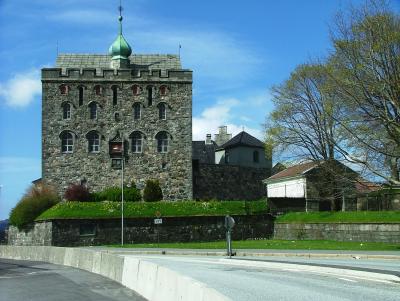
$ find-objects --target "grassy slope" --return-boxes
[276,211,400,223]
[109,239,400,251]
[37,200,267,220]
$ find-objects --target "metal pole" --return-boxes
[226,229,232,258]
[121,136,124,246]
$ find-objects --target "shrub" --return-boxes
[94,186,141,202]
[64,184,90,202]
[143,180,163,202]
[9,184,60,229]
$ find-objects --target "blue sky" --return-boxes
[0,0,399,220]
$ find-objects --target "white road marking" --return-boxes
[338,277,357,283]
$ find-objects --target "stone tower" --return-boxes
[41,11,193,200]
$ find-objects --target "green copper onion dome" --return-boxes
[109,15,132,60]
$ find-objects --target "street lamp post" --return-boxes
[121,136,124,246]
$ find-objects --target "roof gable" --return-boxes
[217,131,264,150]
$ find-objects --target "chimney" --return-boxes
[206,134,212,144]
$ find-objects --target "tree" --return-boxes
[266,63,349,210]
[327,0,400,184]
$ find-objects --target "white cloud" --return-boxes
[193,98,263,141]
[0,69,41,108]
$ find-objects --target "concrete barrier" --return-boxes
[0,246,230,301]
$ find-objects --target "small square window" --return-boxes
[112,158,122,169]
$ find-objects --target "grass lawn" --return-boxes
[108,239,400,251]
[276,211,400,224]
[37,200,267,220]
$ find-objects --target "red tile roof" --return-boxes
[267,161,319,180]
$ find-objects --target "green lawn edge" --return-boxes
[276,211,400,224]
[36,200,268,220]
[107,239,400,251]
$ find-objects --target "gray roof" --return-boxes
[217,131,264,150]
[56,54,182,70]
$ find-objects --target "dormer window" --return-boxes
[59,85,68,95]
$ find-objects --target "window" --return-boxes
[89,102,97,119]
[132,85,141,96]
[79,224,95,236]
[59,85,68,95]
[87,131,100,153]
[159,85,168,96]
[114,112,120,122]
[131,132,143,153]
[62,103,71,119]
[225,150,230,164]
[253,150,259,163]
[111,158,122,169]
[156,131,169,153]
[94,85,102,96]
[78,87,84,106]
[61,132,73,153]
[133,103,141,120]
[158,103,166,120]
[147,86,153,106]
[112,86,118,106]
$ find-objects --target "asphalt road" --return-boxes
[0,259,146,301]
[126,254,400,301]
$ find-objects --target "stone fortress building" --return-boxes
[41,11,193,199]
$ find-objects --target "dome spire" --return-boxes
[109,1,132,69]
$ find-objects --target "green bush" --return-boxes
[143,180,163,202]
[9,185,60,229]
[93,186,141,202]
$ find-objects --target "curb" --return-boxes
[99,248,400,260]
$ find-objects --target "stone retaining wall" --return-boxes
[274,223,400,243]
[8,214,274,246]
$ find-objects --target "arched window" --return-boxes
[78,86,84,106]
[253,150,259,163]
[158,103,166,120]
[147,86,153,106]
[89,102,97,119]
[87,131,100,153]
[112,86,118,106]
[159,85,168,96]
[156,131,169,153]
[94,85,102,96]
[131,132,143,153]
[62,103,71,119]
[59,85,68,95]
[133,103,141,120]
[61,131,74,153]
[132,85,141,96]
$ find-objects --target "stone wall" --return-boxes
[7,222,53,246]
[274,222,400,243]
[42,68,193,200]
[193,163,269,200]
[8,214,274,247]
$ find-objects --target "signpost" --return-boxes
[154,211,162,247]
[224,215,235,258]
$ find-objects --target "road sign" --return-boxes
[154,218,163,225]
